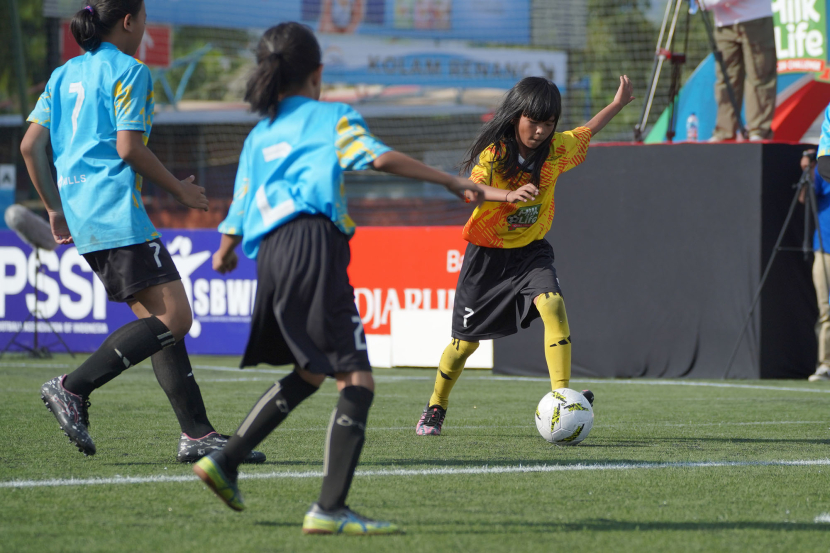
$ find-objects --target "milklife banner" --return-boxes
[773,0,829,77]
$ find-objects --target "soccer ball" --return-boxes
[535,388,593,445]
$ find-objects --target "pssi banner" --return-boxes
[0,230,255,355]
[773,0,829,77]
[0,227,466,355]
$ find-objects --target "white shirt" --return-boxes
[700,0,773,27]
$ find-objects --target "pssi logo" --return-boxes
[506,204,540,230]
[0,235,258,340]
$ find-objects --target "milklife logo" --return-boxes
[506,204,540,231]
[773,0,828,75]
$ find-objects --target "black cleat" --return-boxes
[177,432,266,464]
[581,389,594,407]
[41,375,96,456]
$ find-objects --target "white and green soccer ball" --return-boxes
[535,388,593,445]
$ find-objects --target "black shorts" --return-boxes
[241,214,371,375]
[83,239,181,303]
[451,240,561,341]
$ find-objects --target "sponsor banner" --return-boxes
[44,0,531,44]
[773,0,828,78]
[0,229,254,355]
[0,226,465,354]
[349,226,465,335]
[321,36,567,89]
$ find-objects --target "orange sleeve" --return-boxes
[549,127,592,174]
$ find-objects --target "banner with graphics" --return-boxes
[0,226,466,357]
[0,229,255,356]
[43,0,531,45]
[773,0,829,77]
[321,36,567,89]
[349,226,466,334]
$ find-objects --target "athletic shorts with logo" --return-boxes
[83,238,181,302]
[451,239,561,341]
[241,214,371,375]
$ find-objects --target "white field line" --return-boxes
[303,420,829,432]
[3,458,830,490]
[815,513,830,523]
[6,362,830,394]
[572,378,830,395]
[200,378,269,383]
[189,366,830,393]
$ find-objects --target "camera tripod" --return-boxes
[0,247,74,360]
[723,167,828,377]
[634,0,748,142]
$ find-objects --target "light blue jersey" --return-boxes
[219,96,391,259]
[28,42,157,254]
[819,104,830,159]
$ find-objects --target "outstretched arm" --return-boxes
[585,75,635,136]
[371,150,479,198]
[466,182,539,203]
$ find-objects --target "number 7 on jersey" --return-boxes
[68,82,85,139]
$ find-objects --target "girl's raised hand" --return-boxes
[614,75,635,108]
[507,183,539,203]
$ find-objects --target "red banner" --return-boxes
[61,22,172,67]
[348,226,466,335]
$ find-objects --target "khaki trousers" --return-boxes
[813,252,830,366]
[712,16,777,140]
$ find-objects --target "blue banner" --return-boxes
[320,37,567,89]
[141,0,530,44]
[0,229,255,355]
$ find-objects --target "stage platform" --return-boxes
[494,142,817,380]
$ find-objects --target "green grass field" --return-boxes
[2,355,830,552]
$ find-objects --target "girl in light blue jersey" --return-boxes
[192,22,482,535]
[22,0,264,464]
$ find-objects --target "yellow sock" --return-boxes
[428,339,479,409]
[536,292,571,390]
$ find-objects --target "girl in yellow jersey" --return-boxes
[416,75,635,435]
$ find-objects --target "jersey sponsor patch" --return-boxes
[262,142,293,162]
[506,204,540,231]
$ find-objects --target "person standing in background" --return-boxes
[700,0,777,142]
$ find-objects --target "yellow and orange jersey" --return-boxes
[462,126,592,249]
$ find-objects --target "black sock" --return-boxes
[63,317,175,397]
[222,371,319,469]
[151,338,215,438]
[317,385,374,511]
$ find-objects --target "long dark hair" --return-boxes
[462,77,562,186]
[246,23,322,121]
[70,0,143,52]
